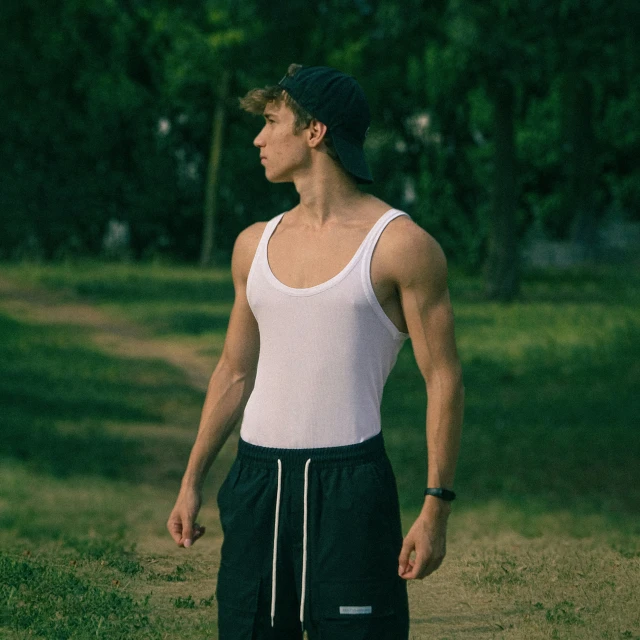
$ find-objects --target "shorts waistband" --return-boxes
[236,431,387,468]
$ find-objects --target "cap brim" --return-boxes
[332,135,374,184]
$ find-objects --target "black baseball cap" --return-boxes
[278,65,373,184]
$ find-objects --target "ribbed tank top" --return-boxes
[239,208,411,448]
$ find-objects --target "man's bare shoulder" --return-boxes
[232,221,268,284]
[381,215,448,289]
[238,220,269,244]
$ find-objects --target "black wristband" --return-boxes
[424,488,456,502]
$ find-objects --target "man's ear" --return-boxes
[307,119,329,149]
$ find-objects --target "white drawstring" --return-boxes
[270,457,312,631]
[271,459,283,627]
[299,458,311,631]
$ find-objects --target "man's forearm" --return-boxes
[425,368,465,491]
[398,367,464,579]
[180,358,255,492]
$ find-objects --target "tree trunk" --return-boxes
[200,69,231,267]
[561,73,598,258]
[485,79,519,301]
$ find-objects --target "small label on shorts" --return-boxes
[339,605,372,615]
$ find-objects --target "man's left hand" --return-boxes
[398,498,450,580]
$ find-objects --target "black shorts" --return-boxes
[215,432,409,640]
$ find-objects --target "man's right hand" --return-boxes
[167,487,205,548]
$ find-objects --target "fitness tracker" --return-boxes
[424,488,456,501]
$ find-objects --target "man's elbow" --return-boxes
[425,362,464,398]
[212,354,256,388]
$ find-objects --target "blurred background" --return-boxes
[1,1,639,638]
[1,0,639,295]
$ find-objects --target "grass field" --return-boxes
[0,261,638,639]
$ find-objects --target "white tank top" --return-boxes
[239,208,411,448]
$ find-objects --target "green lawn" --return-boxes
[1,261,638,639]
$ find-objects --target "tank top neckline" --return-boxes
[262,208,399,297]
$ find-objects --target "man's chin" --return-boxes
[264,172,291,184]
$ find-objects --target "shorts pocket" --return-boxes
[313,578,394,618]
[310,579,407,640]
[216,564,260,639]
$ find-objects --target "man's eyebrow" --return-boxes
[263,110,277,119]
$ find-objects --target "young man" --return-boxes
[167,64,464,639]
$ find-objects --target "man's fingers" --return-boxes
[398,539,414,576]
[399,560,414,579]
[404,551,445,580]
[167,516,183,545]
[167,513,206,548]
[403,553,427,580]
[181,521,194,547]
[182,524,206,548]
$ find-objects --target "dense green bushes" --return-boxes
[1,0,638,272]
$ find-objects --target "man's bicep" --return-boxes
[396,230,460,383]
[219,226,262,380]
[221,285,260,380]
[405,288,460,384]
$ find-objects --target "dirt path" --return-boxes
[0,273,214,391]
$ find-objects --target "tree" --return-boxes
[552,0,638,256]
[201,69,231,266]
[441,0,549,300]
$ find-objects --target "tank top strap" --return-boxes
[256,213,285,261]
[360,209,411,265]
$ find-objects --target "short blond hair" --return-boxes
[238,64,339,160]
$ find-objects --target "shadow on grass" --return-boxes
[383,323,640,519]
[0,312,201,481]
[152,309,231,335]
[73,279,235,304]
[41,270,235,304]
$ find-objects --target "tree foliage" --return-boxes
[1,0,637,293]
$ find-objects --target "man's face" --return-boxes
[253,101,310,183]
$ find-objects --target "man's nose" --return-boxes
[254,130,265,148]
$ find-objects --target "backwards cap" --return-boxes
[278,65,373,184]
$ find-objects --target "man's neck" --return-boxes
[291,166,368,229]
